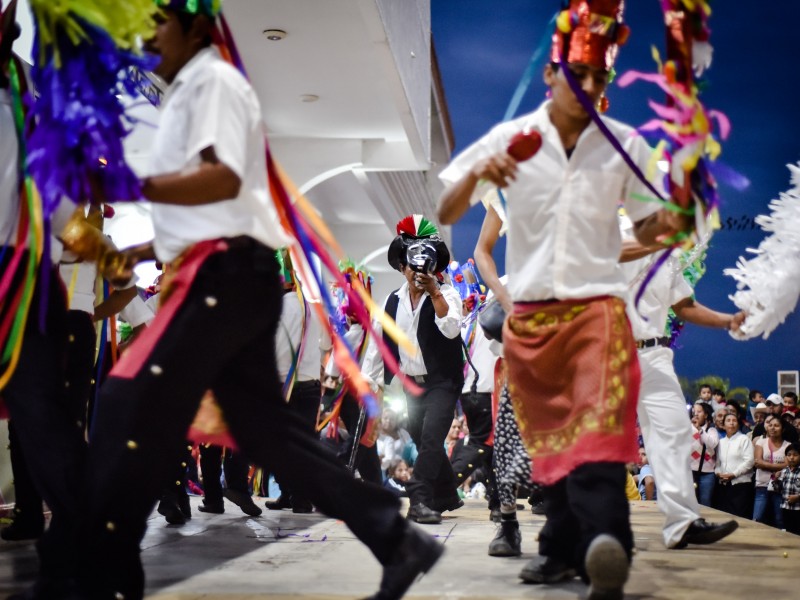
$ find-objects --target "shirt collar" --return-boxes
[163,47,218,105]
[527,99,599,143]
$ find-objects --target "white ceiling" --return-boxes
[9,0,453,300]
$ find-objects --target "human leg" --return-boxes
[636,348,702,547]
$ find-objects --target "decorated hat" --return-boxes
[155,0,222,17]
[551,0,630,71]
[387,214,450,274]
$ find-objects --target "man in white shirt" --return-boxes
[361,215,464,525]
[437,3,692,598]
[78,4,441,599]
[620,224,741,550]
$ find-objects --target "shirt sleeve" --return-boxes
[434,284,465,339]
[360,303,387,390]
[439,124,506,206]
[621,135,665,224]
[118,295,155,328]
[668,256,694,305]
[185,66,255,180]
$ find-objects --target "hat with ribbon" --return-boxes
[387,214,450,275]
[551,0,630,71]
[155,0,222,18]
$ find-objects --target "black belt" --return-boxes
[294,379,320,388]
[636,337,670,349]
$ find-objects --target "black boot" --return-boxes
[488,518,522,557]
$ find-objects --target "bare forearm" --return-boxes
[93,286,137,321]
[142,162,241,206]
[673,299,734,330]
[619,239,663,263]
[438,172,480,225]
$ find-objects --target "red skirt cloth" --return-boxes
[503,296,640,485]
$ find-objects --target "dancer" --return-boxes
[362,215,464,525]
[77,3,442,598]
[620,222,740,549]
[438,2,693,597]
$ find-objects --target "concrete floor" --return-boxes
[1,498,799,599]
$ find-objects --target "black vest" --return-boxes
[383,290,464,387]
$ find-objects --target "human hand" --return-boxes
[471,152,519,188]
[728,311,746,333]
[413,272,439,295]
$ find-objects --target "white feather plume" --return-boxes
[724,162,800,340]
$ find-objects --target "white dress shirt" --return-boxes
[276,291,324,382]
[148,48,290,263]
[440,100,661,302]
[622,251,693,341]
[361,282,462,387]
[462,318,498,394]
[716,432,755,485]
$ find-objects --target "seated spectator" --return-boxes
[383,458,411,497]
[637,448,656,501]
[624,469,641,501]
[777,443,800,535]
[445,417,464,460]
[690,402,718,507]
[715,413,755,518]
[376,408,415,472]
[753,415,789,528]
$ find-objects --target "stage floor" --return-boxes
[1,498,798,599]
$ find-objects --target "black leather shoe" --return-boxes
[406,503,442,524]
[672,518,738,549]
[177,493,192,520]
[223,489,263,517]
[291,497,314,514]
[488,519,522,557]
[264,495,291,511]
[585,534,629,600]
[0,520,44,542]
[157,497,187,525]
[197,500,225,514]
[432,497,464,513]
[519,556,577,584]
[364,524,444,600]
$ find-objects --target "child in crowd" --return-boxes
[384,458,411,497]
[778,443,800,534]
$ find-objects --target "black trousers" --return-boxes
[339,393,382,485]
[273,379,321,501]
[538,462,633,570]
[199,444,250,505]
[715,481,752,519]
[80,239,404,599]
[0,258,86,582]
[451,391,495,494]
[6,309,96,528]
[403,379,460,507]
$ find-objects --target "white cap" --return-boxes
[765,393,784,405]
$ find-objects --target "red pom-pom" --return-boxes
[102,204,115,218]
[507,131,542,162]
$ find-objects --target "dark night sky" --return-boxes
[432,1,800,398]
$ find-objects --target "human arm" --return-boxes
[92,286,138,322]
[618,239,664,264]
[700,425,719,450]
[631,209,693,248]
[431,284,464,339]
[753,443,788,472]
[672,297,745,333]
[733,436,755,477]
[473,206,512,312]
[438,151,519,225]
[141,146,241,206]
[360,314,385,392]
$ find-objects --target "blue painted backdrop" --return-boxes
[432,1,800,396]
